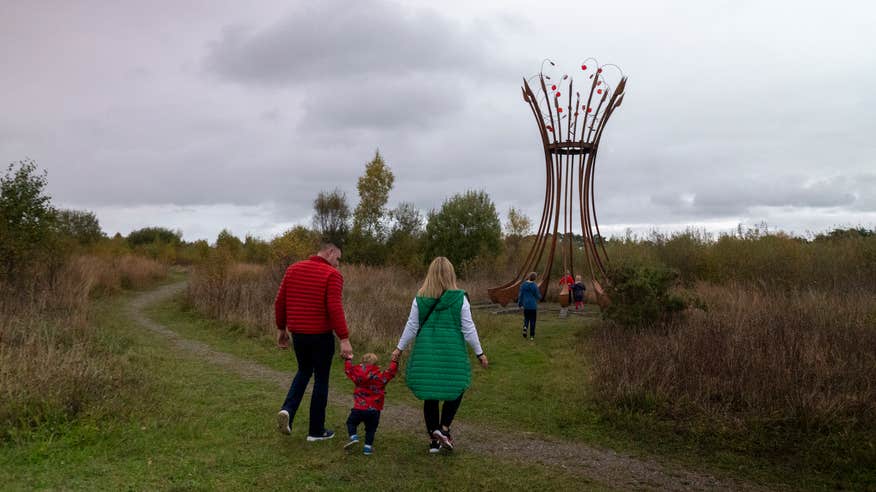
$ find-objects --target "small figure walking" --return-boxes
[342,352,398,455]
[572,275,586,311]
[518,272,540,341]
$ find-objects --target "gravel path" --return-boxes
[128,281,771,491]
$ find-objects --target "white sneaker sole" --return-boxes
[276,410,290,435]
[344,439,359,449]
[306,434,335,442]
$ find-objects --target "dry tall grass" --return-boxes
[588,283,876,431]
[186,260,493,348]
[0,255,167,437]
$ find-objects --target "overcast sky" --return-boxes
[2,0,875,241]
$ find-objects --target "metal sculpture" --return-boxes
[488,59,627,307]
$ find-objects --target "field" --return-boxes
[2,229,875,490]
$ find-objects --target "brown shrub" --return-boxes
[67,254,168,294]
[588,283,876,430]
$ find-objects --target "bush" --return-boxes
[602,265,689,328]
[0,159,57,281]
[423,190,502,271]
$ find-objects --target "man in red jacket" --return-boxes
[275,242,354,441]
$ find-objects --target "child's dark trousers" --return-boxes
[346,409,380,445]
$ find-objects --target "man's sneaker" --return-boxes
[344,434,360,449]
[306,429,335,442]
[363,444,373,456]
[431,429,453,450]
[428,439,441,454]
[276,409,291,435]
[529,337,534,341]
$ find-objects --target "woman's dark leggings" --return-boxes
[523,309,537,337]
[424,393,464,436]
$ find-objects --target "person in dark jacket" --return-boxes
[518,272,540,340]
[275,242,353,442]
[572,275,587,310]
[392,257,488,453]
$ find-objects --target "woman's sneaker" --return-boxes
[431,429,453,450]
[428,439,441,454]
[363,444,373,456]
[443,428,455,449]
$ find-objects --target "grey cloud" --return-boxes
[205,0,495,86]
[651,175,870,217]
[298,74,465,131]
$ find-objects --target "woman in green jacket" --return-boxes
[392,257,489,453]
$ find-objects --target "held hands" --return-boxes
[339,338,354,360]
[277,330,290,349]
[477,353,489,369]
[391,348,401,362]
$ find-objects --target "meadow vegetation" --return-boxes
[4,157,875,488]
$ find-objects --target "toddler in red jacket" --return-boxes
[343,352,398,455]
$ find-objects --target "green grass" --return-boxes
[146,294,876,491]
[0,291,602,491]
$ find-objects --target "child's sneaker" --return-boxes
[344,434,359,449]
[428,439,441,454]
[431,429,453,450]
[363,444,373,456]
[306,429,335,442]
[276,409,291,435]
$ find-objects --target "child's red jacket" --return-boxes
[344,359,398,411]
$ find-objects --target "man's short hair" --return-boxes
[319,241,340,253]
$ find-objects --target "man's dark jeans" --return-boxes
[281,332,335,436]
[346,409,381,445]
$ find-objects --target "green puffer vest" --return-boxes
[405,290,470,401]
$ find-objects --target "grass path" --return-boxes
[130,281,766,492]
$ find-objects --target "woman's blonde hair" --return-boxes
[417,256,459,298]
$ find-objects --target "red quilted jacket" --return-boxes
[274,255,349,339]
[344,359,399,411]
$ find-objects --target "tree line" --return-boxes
[1,155,526,280]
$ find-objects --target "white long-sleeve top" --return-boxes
[396,297,483,356]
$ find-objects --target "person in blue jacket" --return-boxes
[517,272,541,341]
